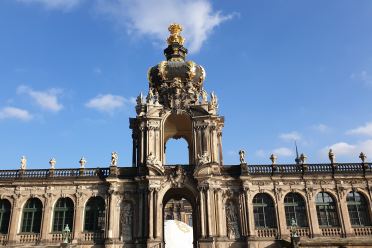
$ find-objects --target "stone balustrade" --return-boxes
[256,228,278,238]
[354,227,372,236]
[19,233,40,244]
[321,227,342,237]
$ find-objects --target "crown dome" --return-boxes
[147,24,206,109]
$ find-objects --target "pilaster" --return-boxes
[305,189,321,237]
[8,196,21,244]
[40,197,52,243]
[72,194,84,243]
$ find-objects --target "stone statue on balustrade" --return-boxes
[111,152,118,167]
[20,156,27,170]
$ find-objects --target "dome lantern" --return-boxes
[147,24,206,109]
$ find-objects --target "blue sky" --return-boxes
[1,0,372,169]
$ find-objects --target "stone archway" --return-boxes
[163,113,193,165]
[162,187,199,248]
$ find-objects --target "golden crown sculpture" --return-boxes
[167,23,185,45]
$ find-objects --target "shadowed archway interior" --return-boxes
[163,113,192,165]
[162,188,198,248]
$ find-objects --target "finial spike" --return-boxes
[294,141,301,165]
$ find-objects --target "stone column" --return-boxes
[238,192,247,237]
[107,192,119,241]
[206,188,213,237]
[132,132,137,167]
[148,189,154,240]
[306,190,321,237]
[199,188,206,238]
[217,132,223,165]
[139,125,145,165]
[8,196,22,244]
[73,194,84,243]
[154,189,162,240]
[40,197,52,243]
[216,189,224,237]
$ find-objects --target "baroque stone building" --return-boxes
[0,24,372,248]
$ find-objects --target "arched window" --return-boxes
[53,198,74,232]
[347,191,371,226]
[315,192,339,227]
[84,197,105,232]
[0,199,11,234]
[284,193,308,227]
[253,193,277,228]
[21,198,42,233]
[164,138,189,165]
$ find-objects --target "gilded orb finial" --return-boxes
[167,23,185,45]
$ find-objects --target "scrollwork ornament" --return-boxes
[168,165,186,188]
[305,187,314,200]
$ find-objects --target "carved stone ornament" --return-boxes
[168,165,186,188]
[197,151,210,166]
[305,187,314,199]
[120,202,133,241]
[146,152,165,175]
[226,201,241,239]
[209,91,218,111]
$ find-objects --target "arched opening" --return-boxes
[164,113,192,165]
[284,193,308,227]
[0,199,11,234]
[53,197,74,233]
[315,192,339,227]
[84,196,106,243]
[253,193,277,229]
[163,188,197,248]
[165,138,190,165]
[21,198,43,233]
[347,191,371,227]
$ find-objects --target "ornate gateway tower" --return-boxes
[0,24,371,248]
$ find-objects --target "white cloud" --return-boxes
[17,85,63,112]
[312,123,330,133]
[96,0,235,53]
[17,0,84,10]
[272,147,293,157]
[351,70,372,86]
[0,107,33,121]
[279,131,301,142]
[85,94,134,113]
[321,140,372,159]
[347,122,372,136]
